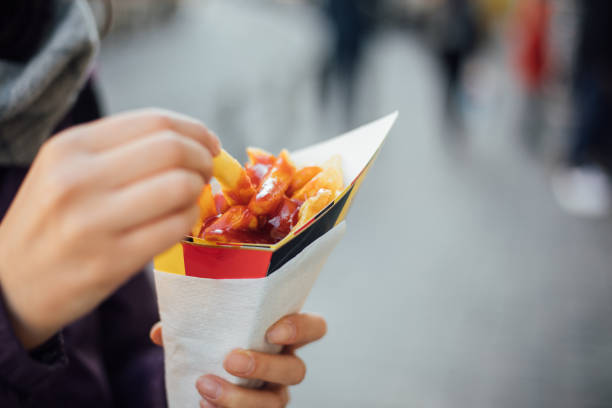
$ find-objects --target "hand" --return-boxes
[0,109,220,349]
[150,313,327,408]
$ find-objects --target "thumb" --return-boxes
[149,322,163,347]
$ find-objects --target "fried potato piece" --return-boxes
[286,166,322,197]
[191,184,216,237]
[203,205,259,242]
[214,193,230,214]
[245,147,276,188]
[266,195,301,240]
[213,149,256,205]
[294,188,334,230]
[291,155,343,202]
[246,147,276,165]
[248,150,296,216]
[202,148,344,244]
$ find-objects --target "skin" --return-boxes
[0,108,327,406]
[0,108,219,349]
[150,313,327,408]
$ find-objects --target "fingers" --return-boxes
[223,349,306,386]
[194,313,325,407]
[117,203,199,273]
[196,375,289,408]
[98,130,214,188]
[78,109,221,156]
[149,322,162,347]
[265,313,327,348]
[108,169,203,231]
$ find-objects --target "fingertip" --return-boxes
[196,375,223,401]
[149,322,163,346]
[223,349,255,376]
[314,314,328,337]
[266,319,297,345]
[210,131,222,157]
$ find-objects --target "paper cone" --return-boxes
[154,222,345,407]
[153,113,397,407]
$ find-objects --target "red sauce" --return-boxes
[214,193,230,214]
[224,174,256,205]
[197,151,330,245]
[265,195,300,240]
[245,163,272,188]
[248,151,296,215]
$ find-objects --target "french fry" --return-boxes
[291,155,343,202]
[245,147,276,188]
[266,196,301,240]
[203,205,258,243]
[192,184,216,237]
[246,147,276,165]
[248,150,296,216]
[286,166,322,197]
[213,149,256,205]
[294,188,334,230]
[194,148,344,244]
[213,193,230,214]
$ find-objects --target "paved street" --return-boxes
[99,1,612,406]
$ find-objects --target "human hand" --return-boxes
[0,109,220,349]
[150,313,327,408]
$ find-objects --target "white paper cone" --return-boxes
[154,222,346,408]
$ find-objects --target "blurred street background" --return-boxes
[98,0,612,406]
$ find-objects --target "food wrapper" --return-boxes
[153,112,398,407]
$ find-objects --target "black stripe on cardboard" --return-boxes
[267,185,353,276]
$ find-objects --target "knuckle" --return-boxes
[45,168,81,204]
[148,110,174,130]
[40,137,69,162]
[161,133,187,165]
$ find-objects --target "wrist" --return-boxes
[0,242,55,349]
[1,286,55,349]
[8,313,55,350]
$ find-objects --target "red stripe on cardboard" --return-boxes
[182,242,272,279]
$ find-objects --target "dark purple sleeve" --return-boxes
[98,271,167,408]
[0,286,68,406]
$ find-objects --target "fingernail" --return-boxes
[225,349,255,375]
[197,376,222,400]
[266,321,296,344]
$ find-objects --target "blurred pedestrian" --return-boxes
[513,0,552,150]
[430,0,481,130]
[553,0,612,217]
[319,0,378,127]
